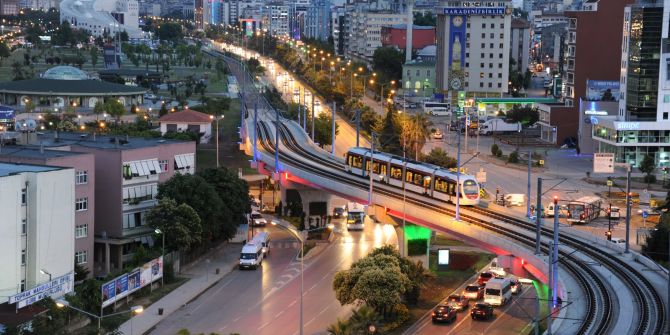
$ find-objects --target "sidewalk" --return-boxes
[117,242,243,335]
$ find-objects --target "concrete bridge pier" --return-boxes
[279,176,334,228]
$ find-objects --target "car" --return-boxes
[333,207,346,219]
[463,284,484,300]
[477,272,494,286]
[433,130,444,139]
[510,277,522,295]
[447,294,469,311]
[432,305,457,324]
[610,237,626,244]
[489,266,506,278]
[250,211,267,227]
[471,303,494,321]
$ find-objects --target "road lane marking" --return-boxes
[288,300,297,307]
[233,316,241,322]
[275,310,285,318]
[258,321,271,330]
[308,284,317,291]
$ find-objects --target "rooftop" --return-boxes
[403,60,436,67]
[42,66,89,80]
[0,146,88,160]
[22,131,192,150]
[0,79,147,96]
[417,45,436,57]
[0,162,61,177]
[384,24,436,30]
[158,109,213,123]
[512,18,531,29]
[98,69,161,77]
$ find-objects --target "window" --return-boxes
[20,280,25,292]
[480,82,484,88]
[75,198,88,211]
[21,189,26,205]
[426,70,430,76]
[75,251,87,264]
[480,63,484,68]
[490,43,494,48]
[498,83,502,88]
[488,82,492,88]
[21,249,26,265]
[489,63,493,68]
[481,53,485,58]
[465,62,469,68]
[75,171,88,185]
[499,53,503,58]
[21,219,26,235]
[481,33,485,38]
[159,160,168,172]
[489,33,494,38]
[481,23,486,28]
[415,69,420,76]
[76,224,88,238]
[490,23,494,28]
[498,73,502,78]
[481,43,485,48]
[664,112,669,120]
[123,211,147,229]
[498,63,503,68]
[499,43,504,48]
[500,33,504,39]
[489,53,493,58]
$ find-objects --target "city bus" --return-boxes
[423,102,451,114]
[567,196,603,224]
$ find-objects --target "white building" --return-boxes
[268,4,290,37]
[436,0,512,95]
[158,109,213,143]
[344,8,407,63]
[0,163,75,305]
[60,0,146,39]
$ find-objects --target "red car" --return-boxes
[477,272,494,285]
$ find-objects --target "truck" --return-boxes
[478,118,522,135]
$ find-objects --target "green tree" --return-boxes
[642,214,669,267]
[158,174,229,241]
[90,46,99,67]
[105,99,126,123]
[348,305,381,332]
[506,104,539,126]
[326,318,351,335]
[198,168,250,239]
[508,150,520,163]
[93,100,105,120]
[160,102,169,117]
[421,147,457,168]
[147,198,202,252]
[378,109,402,155]
[413,11,437,26]
[74,263,90,281]
[0,41,10,64]
[639,154,656,184]
[29,299,68,334]
[372,47,404,81]
[311,113,339,147]
[491,143,500,156]
[158,22,183,42]
[408,112,432,160]
[245,57,265,76]
[54,20,75,46]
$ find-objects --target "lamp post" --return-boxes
[380,81,396,108]
[154,228,165,288]
[55,299,143,334]
[210,114,224,168]
[368,132,377,206]
[40,269,52,282]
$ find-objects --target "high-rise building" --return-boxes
[510,18,530,73]
[331,5,346,55]
[344,7,407,63]
[588,0,670,167]
[0,163,75,305]
[60,0,145,38]
[435,0,512,96]
[267,3,290,36]
[304,0,331,40]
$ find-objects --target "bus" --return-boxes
[423,102,451,114]
[484,277,512,306]
[567,196,602,224]
[346,202,366,230]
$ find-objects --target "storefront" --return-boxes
[592,118,670,168]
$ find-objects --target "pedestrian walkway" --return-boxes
[117,242,243,335]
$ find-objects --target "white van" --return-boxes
[239,242,264,270]
[251,231,271,256]
[504,194,525,207]
[484,277,512,306]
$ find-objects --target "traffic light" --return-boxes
[662,167,668,175]
[553,195,558,205]
[606,230,612,241]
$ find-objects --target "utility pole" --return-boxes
[535,177,542,254]
[253,98,258,162]
[455,120,462,221]
[368,133,377,206]
[527,150,532,218]
[331,102,336,156]
[311,95,315,141]
[607,203,612,241]
[547,243,553,335]
[275,107,280,174]
[551,195,559,310]
[625,166,631,254]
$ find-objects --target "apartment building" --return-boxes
[345,8,407,63]
[0,163,75,305]
[0,148,95,278]
[510,18,530,73]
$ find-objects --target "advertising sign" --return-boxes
[140,256,163,288]
[585,80,619,101]
[447,15,467,91]
[101,256,162,308]
[0,107,14,121]
[438,249,450,265]
[10,272,74,309]
[594,153,615,173]
[128,269,141,293]
[101,280,116,308]
[443,7,505,15]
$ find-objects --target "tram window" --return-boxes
[448,182,456,195]
[365,161,382,173]
[435,178,448,192]
[413,172,424,185]
[349,155,363,168]
[406,171,414,183]
[390,165,402,179]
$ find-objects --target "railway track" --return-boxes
[219,48,665,335]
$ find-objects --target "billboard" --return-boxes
[447,15,467,91]
[443,7,505,15]
[10,272,74,309]
[0,106,14,121]
[585,80,620,101]
[101,256,163,308]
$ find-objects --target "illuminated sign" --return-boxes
[615,122,640,130]
[438,249,450,265]
[443,7,505,15]
[585,110,608,116]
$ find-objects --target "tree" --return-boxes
[348,305,381,331]
[311,113,339,146]
[74,263,90,282]
[29,299,68,335]
[11,61,25,81]
[92,100,105,120]
[147,198,202,252]
[413,11,436,26]
[642,214,669,266]
[421,148,457,169]
[198,168,250,239]
[160,102,169,117]
[90,46,99,67]
[0,41,10,63]
[506,104,539,126]
[491,144,500,156]
[120,30,129,42]
[508,150,520,163]
[407,112,432,160]
[640,154,656,184]
[327,318,351,335]
[245,57,265,76]
[378,109,402,155]
[105,99,126,123]
[372,47,404,81]
[158,174,229,241]
[158,23,183,42]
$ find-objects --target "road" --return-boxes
[150,217,397,335]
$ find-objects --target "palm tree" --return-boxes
[326,318,351,335]
[409,112,432,160]
[348,305,380,332]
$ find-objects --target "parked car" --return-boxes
[510,277,522,295]
[432,305,457,324]
[333,207,346,219]
[471,303,494,321]
[447,294,470,311]
[477,272,494,286]
[504,194,525,207]
[610,237,626,245]
[463,284,484,300]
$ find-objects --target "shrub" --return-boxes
[496,147,503,157]
[508,151,519,163]
[407,239,427,256]
[381,304,410,332]
[644,174,657,184]
[491,144,499,156]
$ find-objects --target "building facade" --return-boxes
[0,148,95,278]
[304,0,331,41]
[402,60,436,95]
[436,0,512,96]
[267,3,290,37]
[380,24,436,50]
[345,8,407,63]
[590,0,670,168]
[0,163,75,305]
[60,0,145,38]
[510,18,530,73]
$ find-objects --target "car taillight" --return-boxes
[432,312,435,316]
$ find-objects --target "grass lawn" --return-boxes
[390,251,494,334]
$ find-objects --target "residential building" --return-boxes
[402,60,436,96]
[535,0,634,146]
[332,6,346,55]
[539,23,567,65]
[345,8,407,63]
[510,18,530,73]
[380,24,436,50]
[1,0,19,16]
[589,0,670,168]
[195,0,205,29]
[531,11,569,28]
[0,148,95,278]
[60,0,145,38]
[304,0,331,41]
[158,109,214,143]
[17,132,196,276]
[435,0,512,96]
[0,163,75,305]
[267,3,290,37]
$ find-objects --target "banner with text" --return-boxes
[101,256,163,308]
[10,272,74,309]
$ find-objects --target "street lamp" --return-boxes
[55,299,143,334]
[155,228,165,288]
[40,269,52,282]
[210,114,224,168]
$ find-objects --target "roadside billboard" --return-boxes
[101,256,163,308]
[10,272,74,309]
[585,80,620,101]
